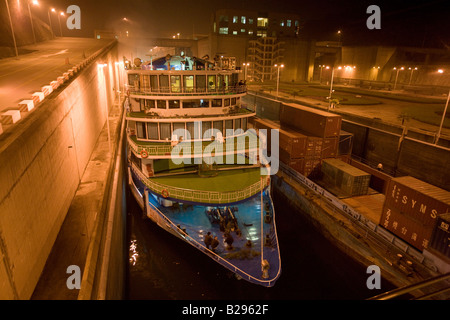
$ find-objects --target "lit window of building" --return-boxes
[241,16,246,24]
[248,30,253,35]
[248,18,253,24]
[241,29,246,33]
[280,20,284,27]
[219,27,229,34]
[295,20,299,27]
[233,16,238,23]
[233,30,238,35]
[257,17,268,27]
[287,20,291,27]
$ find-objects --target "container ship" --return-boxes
[125,54,281,287]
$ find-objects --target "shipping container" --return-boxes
[253,118,307,158]
[380,203,434,252]
[384,176,450,227]
[322,137,338,159]
[321,158,371,196]
[338,130,354,155]
[280,103,342,138]
[430,213,450,258]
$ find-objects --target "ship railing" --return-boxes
[278,162,430,268]
[127,132,260,158]
[145,186,280,286]
[127,85,247,96]
[131,163,265,204]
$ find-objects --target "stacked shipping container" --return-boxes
[321,158,371,196]
[380,176,450,253]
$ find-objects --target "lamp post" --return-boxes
[27,0,39,44]
[408,67,418,85]
[327,66,337,111]
[243,62,250,80]
[58,11,65,37]
[274,63,284,98]
[393,66,404,90]
[4,0,19,58]
[435,69,449,145]
[48,8,55,38]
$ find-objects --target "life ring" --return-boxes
[161,189,169,198]
[140,149,148,158]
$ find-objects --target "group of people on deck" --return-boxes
[204,230,237,253]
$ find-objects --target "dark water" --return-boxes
[125,187,395,300]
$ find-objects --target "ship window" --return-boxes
[183,75,194,92]
[213,121,223,135]
[160,123,171,140]
[168,100,180,109]
[202,121,212,139]
[200,99,209,108]
[150,75,158,92]
[173,122,186,140]
[186,122,200,140]
[170,75,181,93]
[128,73,139,86]
[156,100,166,109]
[225,119,233,136]
[217,74,224,91]
[182,99,201,108]
[159,75,169,93]
[141,75,150,91]
[235,118,241,131]
[207,75,216,92]
[147,123,158,140]
[136,122,146,139]
[212,99,222,107]
[196,75,206,93]
[242,117,247,131]
[231,97,236,105]
[224,98,230,106]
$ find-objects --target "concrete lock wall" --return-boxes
[0,43,119,299]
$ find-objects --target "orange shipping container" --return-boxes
[384,176,450,227]
[280,103,342,138]
[380,203,434,252]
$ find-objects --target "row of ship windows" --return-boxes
[133,118,248,141]
[128,73,240,92]
[130,97,240,111]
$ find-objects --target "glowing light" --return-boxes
[438,69,444,73]
[32,0,39,5]
[51,8,55,12]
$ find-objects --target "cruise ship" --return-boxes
[124,54,281,287]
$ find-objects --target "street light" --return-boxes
[4,0,19,58]
[408,67,418,85]
[274,64,284,98]
[393,67,404,90]
[243,62,250,80]
[27,0,39,44]
[328,66,337,111]
[435,70,449,145]
[58,11,65,37]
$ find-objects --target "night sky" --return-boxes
[2,0,450,47]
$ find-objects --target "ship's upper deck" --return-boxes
[125,55,245,97]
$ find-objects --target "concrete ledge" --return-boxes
[41,85,53,97]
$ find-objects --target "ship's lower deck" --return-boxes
[129,166,281,287]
